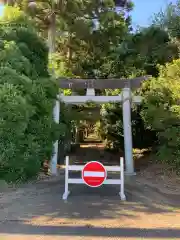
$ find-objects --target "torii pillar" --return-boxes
[122,88,134,175]
[51,95,60,175]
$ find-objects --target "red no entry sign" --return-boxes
[82,161,107,187]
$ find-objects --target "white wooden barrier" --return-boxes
[62,156,126,201]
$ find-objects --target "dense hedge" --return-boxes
[0,7,61,182]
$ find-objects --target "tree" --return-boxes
[0,0,14,5]
[7,0,132,77]
[153,0,180,40]
[141,59,180,170]
[111,25,179,78]
[98,23,179,152]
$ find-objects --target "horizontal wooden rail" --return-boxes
[59,93,142,104]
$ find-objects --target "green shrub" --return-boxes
[141,59,180,170]
[0,83,37,182]
[0,7,61,182]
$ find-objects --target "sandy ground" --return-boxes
[0,143,180,240]
[0,170,179,240]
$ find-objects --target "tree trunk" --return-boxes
[3,0,14,5]
[48,13,56,54]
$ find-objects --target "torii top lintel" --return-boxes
[58,76,151,90]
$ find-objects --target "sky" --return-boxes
[131,0,176,28]
[0,3,4,16]
[0,1,177,27]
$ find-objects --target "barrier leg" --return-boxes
[119,157,126,201]
[62,156,70,200]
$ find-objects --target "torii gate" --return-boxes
[51,76,151,176]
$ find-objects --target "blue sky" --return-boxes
[131,0,176,28]
[0,1,177,27]
[0,3,4,16]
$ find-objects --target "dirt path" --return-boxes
[69,143,122,165]
[0,143,180,240]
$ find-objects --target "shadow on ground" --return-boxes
[1,221,180,238]
[0,173,179,217]
[0,174,179,238]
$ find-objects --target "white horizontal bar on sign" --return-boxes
[104,179,121,185]
[68,178,84,184]
[60,95,123,104]
[68,165,84,171]
[84,171,105,177]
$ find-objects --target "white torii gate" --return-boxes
[50,86,143,176]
